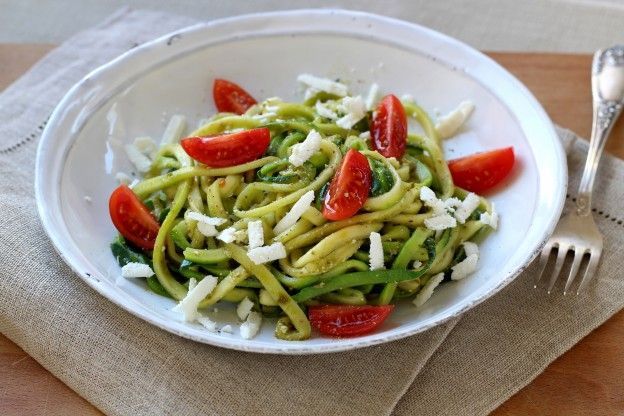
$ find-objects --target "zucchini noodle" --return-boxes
[111,81,497,341]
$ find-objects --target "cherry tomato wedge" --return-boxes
[370,94,407,159]
[109,185,160,250]
[447,146,515,194]
[213,78,257,115]
[181,127,271,168]
[309,304,395,337]
[322,148,372,221]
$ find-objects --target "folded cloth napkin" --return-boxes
[1,8,623,416]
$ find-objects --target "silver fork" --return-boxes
[535,45,624,294]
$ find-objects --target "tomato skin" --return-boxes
[448,147,515,194]
[322,149,372,221]
[109,185,160,250]
[309,305,395,337]
[213,79,257,114]
[370,94,407,159]
[181,128,271,167]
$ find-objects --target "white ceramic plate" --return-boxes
[35,9,566,354]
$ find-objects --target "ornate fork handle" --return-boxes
[577,46,624,216]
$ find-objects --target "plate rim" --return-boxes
[35,8,567,354]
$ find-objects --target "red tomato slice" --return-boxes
[309,304,395,337]
[370,94,407,159]
[448,147,515,194]
[109,185,160,250]
[322,148,372,221]
[213,79,257,115]
[181,128,271,167]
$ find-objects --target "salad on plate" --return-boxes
[108,74,515,341]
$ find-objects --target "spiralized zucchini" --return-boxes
[112,84,495,341]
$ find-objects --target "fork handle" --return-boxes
[577,46,624,216]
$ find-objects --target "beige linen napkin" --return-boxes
[1,8,623,416]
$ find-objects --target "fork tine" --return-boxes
[534,242,555,288]
[563,249,585,295]
[577,249,602,294]
[546,245,569,294]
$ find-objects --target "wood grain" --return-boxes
[1,45,623,416]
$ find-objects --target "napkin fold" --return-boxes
[1,8,624,416]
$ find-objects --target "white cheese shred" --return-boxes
[172,275,218,322]
[336,96,366,129]
[480,205,499,230]
[289,129,322,167]
[247,220,264,250]
[216,227,237,243]
[240,311,262,340]
[247,242,287,265]
[435,101,475,139]
[197,315,218,332]
[220,324,234,334]
[451,253,479,281]
[273,190,316,235]
[413,273,445,307]
[454,193,480,224]
[297,74,348,97]
[124,144,152,173]
[184,211,227,226]
[236,297,255,321]
[424,214,457,231]
[368,232,385,271]
[315,101,338,120]
[365,83,380,110]
[121,262,154,278]
[161,114,187,146]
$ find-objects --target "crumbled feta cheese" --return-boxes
[454,193,480,224]
[133,136,157,156]
[304,87,320,101]
[365,83,380,110]
[273,190,315,235]
[401,94,415,103]
[463,241,479,257]
[480,205,499,230]
[413,273,444,307]
[197,222,218,237]
[420,186,447,216]
[315,101,338,120]
[289,129,322,167]
[221,324,234,334]
[115,172,133,185]
[84,196,93,203]
[247,220,264,250]
[184,211,227,226]
[124,144,152,173]
[424,214,457,231]
[216,227,237,243]
[172,275,218,322]
[297,74,348,97]
[336,96,366,129]
[247,242,287,265]
[369,231,385,271]
[161,114,187,145]
[451,253,479,280]
[188,277,197,292]
[197,315,218,332]
[240,311,262,340]
[435,101,475,139]
[413,260,423,269]
[443,197,462,212]
[121,262,154,278]
[359,131,371,140]
[236,297,255,321]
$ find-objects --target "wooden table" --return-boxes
[1,45,623,416]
